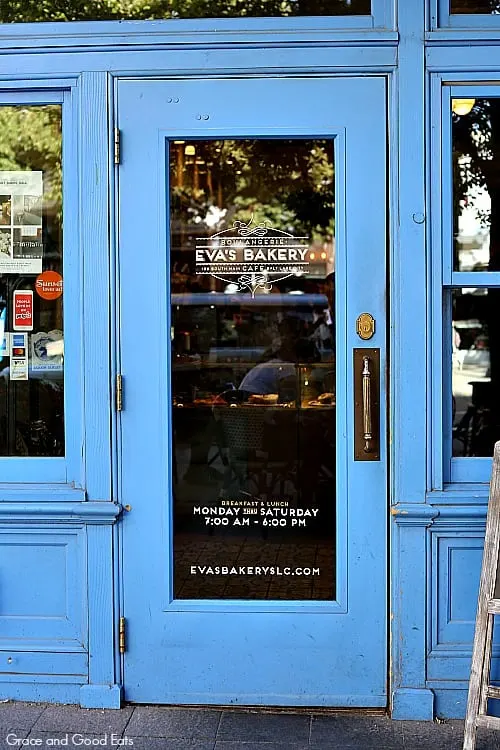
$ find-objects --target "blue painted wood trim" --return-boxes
[448,272,500,287]
[427,487,490,504]
[0,502,121,522]
[429,73,445,489]
[429,0,438,29]
[428,31,500,42]
[451,458,493,484]
[81,72,113,503]
[0,639,86,653]
[112,523,122,701]
[391,504,437,714]
[64,81,85,489]
[0,29,399,53]
[432,687,469,720]
[428,505,487,523]
[0,459,65,484]
[427,47,500,72]
[0,79,78,90]
[391,0,429,719]
[0,48,398,80]
[0,652,87,676]
[0,486,85,502]
[0,91,63,104]
[86,523,120,705]
[392,504,439,525]
[0,683,81,704]
[392,688,435,721]
[109,79,119,509]
[449,83,500,98]
[393,1,427,506]
[392,502,494,522]
[393,519,433,691]
[80,684,121,709]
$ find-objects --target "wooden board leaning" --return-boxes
[464,441,500,750]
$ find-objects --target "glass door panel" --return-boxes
[170,138,336,601]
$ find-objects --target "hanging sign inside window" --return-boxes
[0,171,43,274]
[196,217,310,296]
[13,290,33,331]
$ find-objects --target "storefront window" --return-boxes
[0,0,370,23]
[450,97,500,460]
[451,288,500,457]
[0,106,63,457]
[452,98,500,272]
[170,139,335,601]
[451,1,500,12]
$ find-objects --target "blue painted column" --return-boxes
[392,505,438,719]
[78,71,121,710]
[391,0,434,720]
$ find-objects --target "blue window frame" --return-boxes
[0,84,83,495]
[431,82,500,487]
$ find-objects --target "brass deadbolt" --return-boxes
[356,313,375,341]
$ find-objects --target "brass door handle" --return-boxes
[354,348,380,461]
[362,356,373,453]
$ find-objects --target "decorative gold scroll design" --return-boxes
[195,216,310,296]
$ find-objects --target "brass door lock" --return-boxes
[356,313,375,341]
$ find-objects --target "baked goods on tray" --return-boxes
[308,392,335,407]
[317,392,335,404]
[248,393,279,405]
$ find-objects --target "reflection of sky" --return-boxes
[457,171,491,270]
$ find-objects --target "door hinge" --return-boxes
[116,374,123,412]
[119,616,126,654]
[114,127,121,165]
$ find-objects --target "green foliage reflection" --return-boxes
[0,0,370,22]
[0,107,61,214]
[170,140,334,243]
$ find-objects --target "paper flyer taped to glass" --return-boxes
[0,171,43,274]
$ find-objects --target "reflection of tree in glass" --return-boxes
[0,0,369,22]
[171,139,334,243]
[0,107,61,216]
[453,101,500,272]
[453,99,500,453]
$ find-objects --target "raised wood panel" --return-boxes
[428,530,500,682]
[0,527,86,650]
[0,651,86,677]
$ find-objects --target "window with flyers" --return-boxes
[0,105,63,457]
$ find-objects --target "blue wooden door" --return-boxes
[118,76,387,706]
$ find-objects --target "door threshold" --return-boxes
[124,703,388,716]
